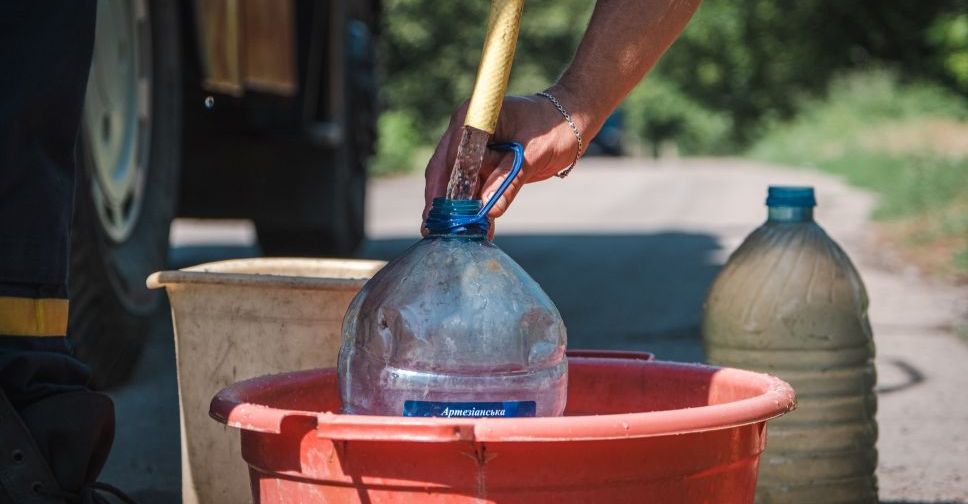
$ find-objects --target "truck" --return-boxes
[71,0,379,387]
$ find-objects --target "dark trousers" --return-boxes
[0,0,114,496]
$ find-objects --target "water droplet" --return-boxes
[204,96,215,109]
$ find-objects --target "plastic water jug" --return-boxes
[702,186,877,503]
[339,143,568,417]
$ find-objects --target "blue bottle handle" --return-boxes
[425,142,524,235]
[479,142,525,218]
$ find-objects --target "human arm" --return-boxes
[422,0,702,236]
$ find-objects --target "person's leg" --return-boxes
[0,0,114,498]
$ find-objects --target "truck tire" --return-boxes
[69,0,181,389]
[257,18,375,257]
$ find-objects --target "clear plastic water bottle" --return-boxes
[339,143,568,417]
[702,186,877,503]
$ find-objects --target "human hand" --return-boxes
[422,89,590,239]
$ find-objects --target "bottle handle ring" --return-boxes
[478,142,525,219]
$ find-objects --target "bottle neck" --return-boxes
[768,206,814,222]
[425,198,487,237]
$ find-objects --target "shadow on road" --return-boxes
[167,243,262,270]
[361,231,724,362]
[880,501,963,504]
[875,358,927,395]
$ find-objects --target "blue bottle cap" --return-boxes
[766,186,816,207]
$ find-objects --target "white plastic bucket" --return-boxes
[147,258,384,504]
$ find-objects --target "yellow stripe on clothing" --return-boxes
[0,297,69,337]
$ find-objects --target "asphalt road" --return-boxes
[101,157,968,502]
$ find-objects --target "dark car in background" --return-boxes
[585,110,624,157]
[71,0,379,387]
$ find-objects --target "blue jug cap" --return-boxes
[766,186,816,208]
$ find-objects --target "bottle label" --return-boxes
[403,400,536,418]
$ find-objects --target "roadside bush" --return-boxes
[371,110,422,176]
[622,76,734,156]
[752,69,967,165]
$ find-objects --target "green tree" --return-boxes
[646,0,965,146]
[379,0,592,143]
[375,0,967,171]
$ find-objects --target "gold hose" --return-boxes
[464,0,526,134]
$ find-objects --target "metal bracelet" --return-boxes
[537,91,583,178]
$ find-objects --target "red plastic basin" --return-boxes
[210,351,795,503]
